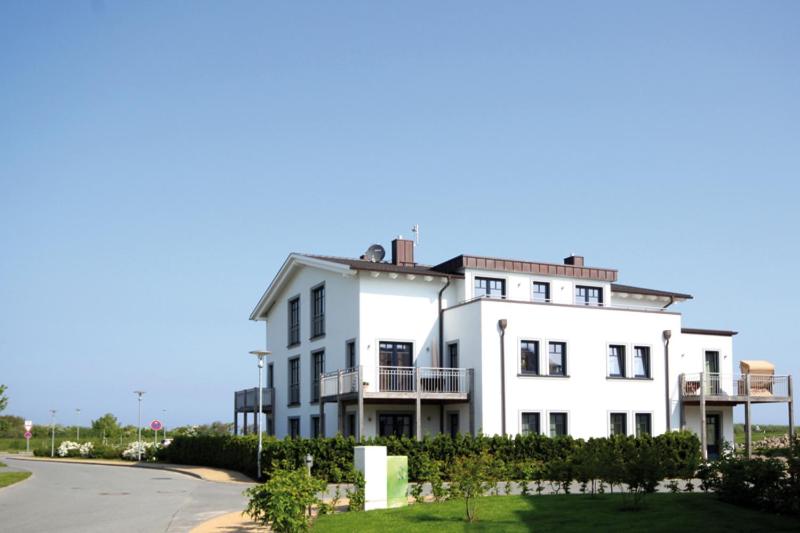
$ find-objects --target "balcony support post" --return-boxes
[337,369,344,436]
[679,374,686,431]
[234,392,238,436]
[700,371,707,460]
[415,367,422,441]
[788,375,794,439]
[243,410,248,436]
[319,387,325,439]
[270,388,276,436]
[745,373,752,459]
[357,366,364,442]
[469,369,476,436]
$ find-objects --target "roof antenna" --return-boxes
[412,224,420,246]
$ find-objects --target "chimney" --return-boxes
[391,237,415,266]
[564,255,584,267]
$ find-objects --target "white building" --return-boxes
[245,238,793,459]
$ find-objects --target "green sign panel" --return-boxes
[386,455,408,508]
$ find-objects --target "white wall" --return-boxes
[263,264,359,438]
[470,298,682,439]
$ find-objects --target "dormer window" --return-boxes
[576,285,603,306]
[475,277,505,299]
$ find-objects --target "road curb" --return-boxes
[0,470,34,492]
[3,456,252,484]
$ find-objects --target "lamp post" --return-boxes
[49,409,57,457]
[75,408,81,442]
[133,390,145,461]
[305,453,314,476]
[162,408,167,439]
[249,350,270,480]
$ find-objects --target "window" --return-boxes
[532,281,550,302]
[346,413,356,438]
[346,340,356,369]
[288,417,300,438]
[288,297,300,346]
[311,284,325,338]
[475,277,506,299]
[521,412,541,435]
[311,415,321,438]
[447,342,459,368]
[267,363,274,388]
[634,346,650,378]
[379,342,413,367]
[448,412,460,439]
[608,345,626,377]
[520,340,539,375]
[575,285,603,306]
[311,350,324,403]
[635,413,652,436]
[379,342,413,391]
[548,342,567,376]
[549,413,568,436]
[288,357,300,405]
[610,413,627,436]
[378,413,413,438]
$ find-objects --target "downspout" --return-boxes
[437,277,451,368]
[662,296,675,309]
[663,330,672,433]
[498,319,508,436]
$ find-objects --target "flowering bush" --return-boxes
[121,441,161,462]
[57,441,94,458]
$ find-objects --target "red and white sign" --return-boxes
[150,420,163,431]
[24,431,32,439]
[24,420,32,431]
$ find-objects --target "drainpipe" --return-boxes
[662,296,675,309]
[498,319,508,436]
[663,330,672,433]
[437,277,451,368]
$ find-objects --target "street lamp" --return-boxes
[133,390,145,461]
[162,408,167,439]
[305,453,314,476]
[75,408,81,442]
[49,409,57,457]
[249,350,271,479]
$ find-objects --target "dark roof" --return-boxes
[611,283,693,300]
[301,254,463,278]
[682,328,738,337]
[433,254,618,282]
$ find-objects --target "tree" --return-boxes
[0,384,7,413]
[91,413,121,436]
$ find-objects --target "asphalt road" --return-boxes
[0,457,253,533]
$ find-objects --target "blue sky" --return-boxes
[1,1,798,428]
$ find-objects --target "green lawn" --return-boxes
[314,494,800,532]
[0,471,31,489]
[733,424,788,445]
[0,460,6,467]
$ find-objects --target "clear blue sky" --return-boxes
[1,1,798,429]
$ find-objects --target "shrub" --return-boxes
[244,467,325,532]
[447,451,494,522]
[347,469,365,511]
[121,441,160,461]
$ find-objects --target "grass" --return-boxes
[0,460,6,467]
[0,471,31,489]
[314,494,800,532]
[733,424,788,445]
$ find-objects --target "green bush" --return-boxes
[244,467,325,532]
[161,430,701,486]
[447,451,495,522]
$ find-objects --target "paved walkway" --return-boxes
[0,455,255,532]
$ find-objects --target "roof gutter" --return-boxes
[437,277,451,367]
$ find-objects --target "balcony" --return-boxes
[234,387,273,411]
[680,373,790,404]
[321,366,472,402]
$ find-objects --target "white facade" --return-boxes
[248,243,745,456]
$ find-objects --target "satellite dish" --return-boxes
[364,244,386,263]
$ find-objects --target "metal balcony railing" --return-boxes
[680,372,789,399]
[234,387,273,410]
[321,366,471,397]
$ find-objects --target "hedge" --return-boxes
[160,431,701,482]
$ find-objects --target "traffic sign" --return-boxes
[24,431,32,439]
[24,420,32,431]
[150,420,163,431]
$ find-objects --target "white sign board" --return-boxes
[24,420,33,431]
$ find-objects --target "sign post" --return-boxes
[24,421,33,453]
[150,420,163,445]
